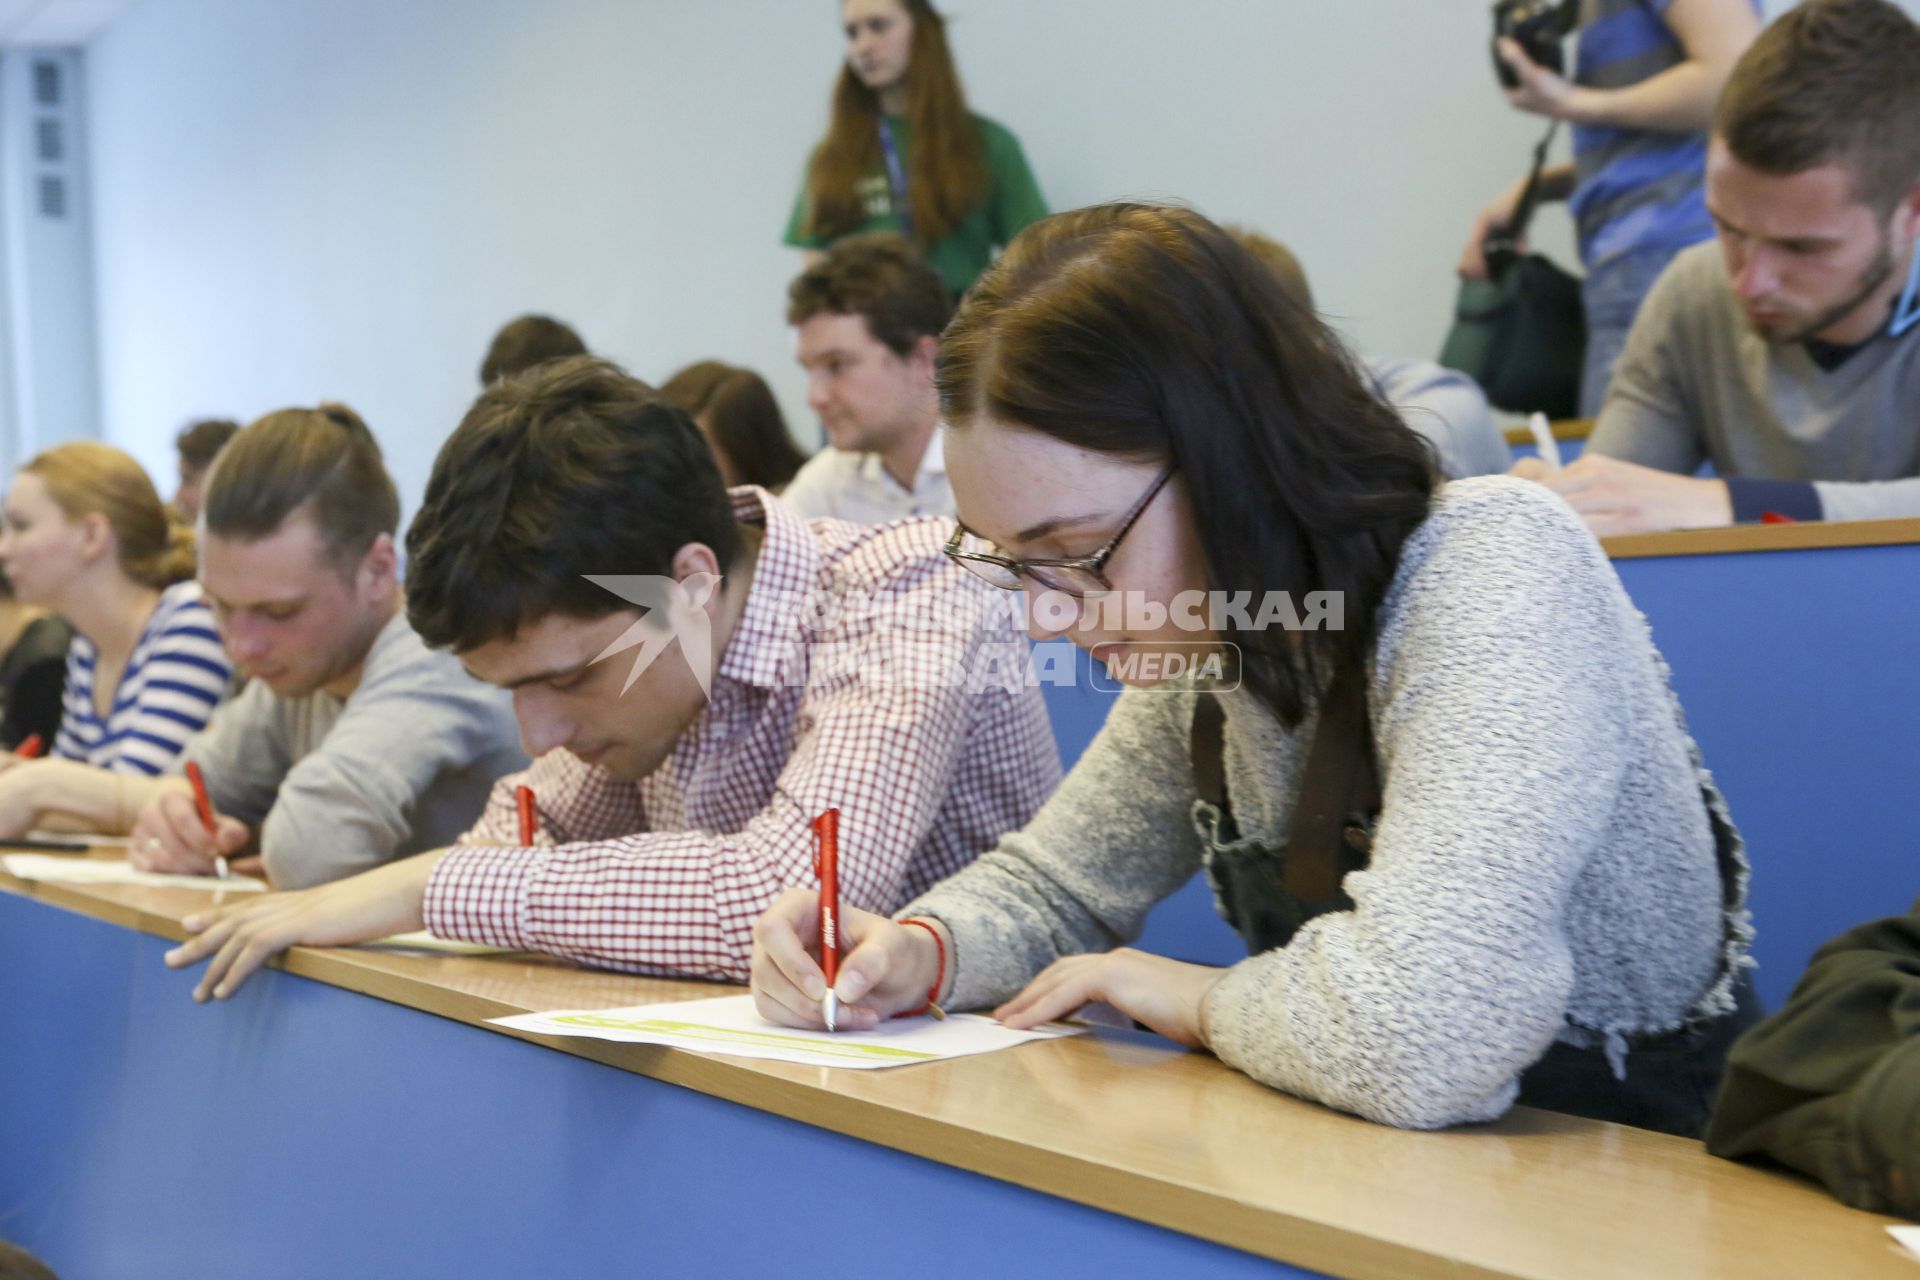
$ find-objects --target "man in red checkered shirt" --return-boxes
[165,357,1061,999]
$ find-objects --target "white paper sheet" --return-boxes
[1,854,267,892]
[490,993,1079,1069]
[363,930,518,956]
[1889,1226,1920,1262]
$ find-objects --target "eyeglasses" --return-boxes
[943,465,1175,597]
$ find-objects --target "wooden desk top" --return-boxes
[1605,516,1920,561]
[5,858,1911,1280]
[1502,418,1596,447]
[1492,413,1920,561]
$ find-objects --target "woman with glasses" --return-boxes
[750,203,1758,1135]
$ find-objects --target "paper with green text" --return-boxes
[490,993,1079,1069]
[2,854,267,892]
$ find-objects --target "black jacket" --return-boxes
[0,614,73,750]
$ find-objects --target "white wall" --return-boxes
[1,48,100,474]
[82,0,1841,511]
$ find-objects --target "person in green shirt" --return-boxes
[784,0,1048,298]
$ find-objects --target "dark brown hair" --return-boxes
[1716,0,1920,213]
[23,442,196,590]
[661,361,808,490]
[787,233,952,355]
[174,418,240,472]
[940,204,1437,729]
[479,314,588,386]
[406,356,740,653]
[801,0,990,248]
[203,403,400,571]
[1228,226,1315,314]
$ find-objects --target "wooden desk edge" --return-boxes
[1502,418,1594,446]
[1,872,1509,1279]
[9,871,1908,1280]
[1605,516,1920,560]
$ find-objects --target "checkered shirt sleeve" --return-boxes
[423,499,1060,982]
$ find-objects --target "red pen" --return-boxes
[516,785,538,846]
[14,734,41,759]
[812,808,841,1031]
[184,761,226,879]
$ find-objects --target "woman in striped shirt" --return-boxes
[0,443,230,780]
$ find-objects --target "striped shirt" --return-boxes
[1568,0,1757,268]
[423,486,1063,982]
[54,580,232,776]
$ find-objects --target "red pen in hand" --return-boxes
[516,785,538,846]
[184,761,226,879]
[812,808,841,1031]
[14,734,41,759]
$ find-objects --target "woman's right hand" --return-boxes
[750,889,944,1031]
[1457,179,1529,280]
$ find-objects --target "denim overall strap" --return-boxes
[1191,670,1379,955]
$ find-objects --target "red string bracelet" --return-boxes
[896,918,947,1020]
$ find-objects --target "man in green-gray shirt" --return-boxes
[126,404,525,889]
[1517,0,1920,535]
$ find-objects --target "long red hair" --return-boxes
[802,0,990,248]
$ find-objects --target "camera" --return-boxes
[1491,0,1579,88]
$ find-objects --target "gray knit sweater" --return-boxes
[904,477,1752,1129]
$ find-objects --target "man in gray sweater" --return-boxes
[125,405,526,888]
[1518,0,1920,535]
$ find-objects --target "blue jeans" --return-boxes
[1580,244,1691,418]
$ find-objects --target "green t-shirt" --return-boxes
[783,112,1047,297]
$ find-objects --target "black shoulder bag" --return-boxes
[1439,121,1587,420]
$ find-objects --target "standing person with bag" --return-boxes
[783,0,1048,299]
[1457,0,1760,416]
[1444,130,1593,421]
[750,203,1760,1136]
[1514,0,1920,535]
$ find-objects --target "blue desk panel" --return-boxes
[1616,541,1920,1008]
[0,893,1311,1280]
[1041,540,1920,1005]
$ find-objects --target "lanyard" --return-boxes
[1891,239,1920,338]
[877,117,914,241]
